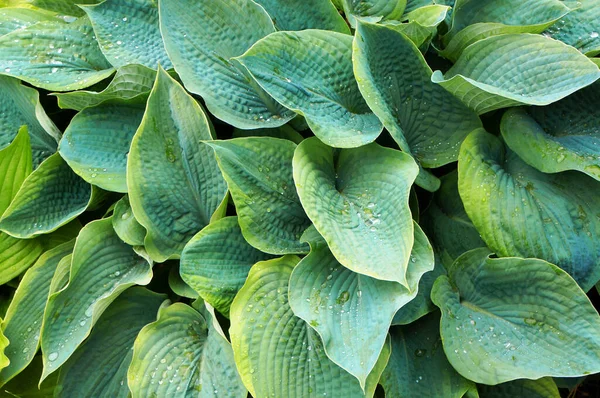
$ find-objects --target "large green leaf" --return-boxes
[59,99,145,192]
[238,30,382,148]
[478,378,560,398]
[128,302,246,398]
[0,18,114,91]
[342,0,406,26]
[253,0,349,32]
[545,0,600,56]
[441,0,569,60]
[230,256,389,397]
[288,223,433,387]
[127,66,227,262]
[0,7,61,37]
[293,137,418,285]
[208,137,311,254]
[159,0,294,129]
[53,64,156,111]
[420,171,486,268]
[40,217,153,379]
[0,153,92,239]
[431,248,600,384]
[500,85,600,180]
[180,216,274,317]
[353,22,482,169]
[432,34,600,115]
[380,312,475,398]
[56,287,166,398]
[82,0,172,69]
[0,240,73,386]
[0,76,59,167]
[112,195,146,247]
[458,129,600,291]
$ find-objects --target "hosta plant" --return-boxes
[1,0,600,397]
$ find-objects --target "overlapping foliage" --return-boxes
[1,0,600,396]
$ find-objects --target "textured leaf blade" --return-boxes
[293,137,418,285]
[431,249,600,384]
[127,66,227,261]
[253,0,349,32]
[238,30,382,148]
[159,0,294,128]
[545,0,600,56]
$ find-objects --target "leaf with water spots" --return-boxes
[128,302,246,398]
[230,256,389,397]
[208,137,311,254]
[288,223,433,387]
[380,312,475,398]
[544,0,600,56]
[293,137,418,286]
[458,129,600,291]
[159,0,295,129]
[112,195,146,247]
[342,0,407,27]
[237,30,383,148]
[56,287,166,398]
[0,18,114,91]
[180,216,274,317]
[0,7,62,36]
[501,84,600,181]
[432,34,600,115]
[127,66,227,262]
[82,0,172,69]
[431,248,600,384]
[0,240,74,385]
[59,99,145,193]
[40,217,153,380]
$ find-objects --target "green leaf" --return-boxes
[353,22,482,168]
[0,327,8,373]
[380,312,475,398]
[0,356,58,397]
[420,171,486,268]
[167,264,198,299]
[128,302,246,398]
[0,18,114,91]
[458,129,600,291]
[208,137,311,254]
[56,287,166,398]
[112,195,146,246]
[382,5,450,50]
[48,253,71,295]
[441,0,569,60]
[180,216,274,317]
[253,0,349,32]
[405,0,434,13]
[230,256,388,397]
[159,0,294,129]
[500,87,600,180]
[0,153,92,239]
[293,137,418,286]
[0,7,61,37]
[2,0,102,17]
[0,233,43,286]
[288,223,433,387]
[478,377,560,398]
[40,217,153,380]
[0,76,59,167]
[59,99,145,193]
[0,126,32,214]
[545,0,600,56]
[431,248,600,384]
[127,66,227,262]
[238,30,382,148]
[0,240,73,385]
[53,64,156,111]
[432,34,600,115]
[342,0,407,26]
[232,125,304,144]
[82,0,172,69]
[38,219,81,250]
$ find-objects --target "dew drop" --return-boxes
[48,352,59,361]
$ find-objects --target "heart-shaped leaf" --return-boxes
[56,287,166,397]
[293,137,418,285]
[432,34,600,115]
[431,248,600,384]
[208,137,311,254]
[230,256,389,397]
[458,129,600,291]
[180,216,274,317]
[238,30,383,148]
[127,66,227,262]
[288,223,433,387]
[128,302,246,397]
[159,0,294,128]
